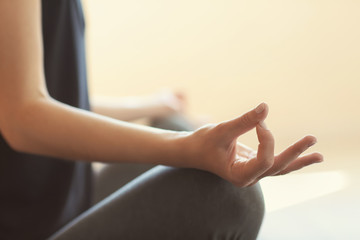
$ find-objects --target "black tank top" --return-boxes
[0,1,92,239]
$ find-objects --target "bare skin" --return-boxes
[92,90,186,122]
[0,0,323,187]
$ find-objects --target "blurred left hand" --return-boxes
[150,90,186,118]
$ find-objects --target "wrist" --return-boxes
[163,130,194,168]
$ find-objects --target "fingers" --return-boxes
[223,103,269,138]
[275,152,323,175]
[231,121,274,185]
[224,103,324,187]
[259,135,317,177]
[245,139,323,186]
[236,142,255,158]
[252,122,275,175]
[174,91,186,101]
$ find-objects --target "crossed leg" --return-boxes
[50,115,265,240]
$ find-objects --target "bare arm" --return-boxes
[0,0,322,187]
[91,91,185,122]
[0,0,184,165]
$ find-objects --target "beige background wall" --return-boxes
[83,1,360,237]
[83,0,359,160]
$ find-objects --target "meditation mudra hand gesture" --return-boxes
[184,102,323,186]
[0,1,326,239]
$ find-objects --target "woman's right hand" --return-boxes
[183,103,323,187]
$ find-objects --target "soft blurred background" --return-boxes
[83,0,359,239]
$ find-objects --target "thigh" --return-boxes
[93,162,155,204]
[50,166,264,240]
[150,113,196,132]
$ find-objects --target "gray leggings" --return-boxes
[50,115,265,240]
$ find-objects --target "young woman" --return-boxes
[0,1,323,239]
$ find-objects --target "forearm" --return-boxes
[3,96,189,166]
[91,96,171,121]
[0,1,189,167]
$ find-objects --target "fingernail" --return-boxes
[259,121,268,129]
[308,141,316,148]
[255,103,265,114]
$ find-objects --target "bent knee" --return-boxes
[155,167,265,239]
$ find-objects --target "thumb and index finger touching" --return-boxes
[224,102,269,138]
[225,103,276,182]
